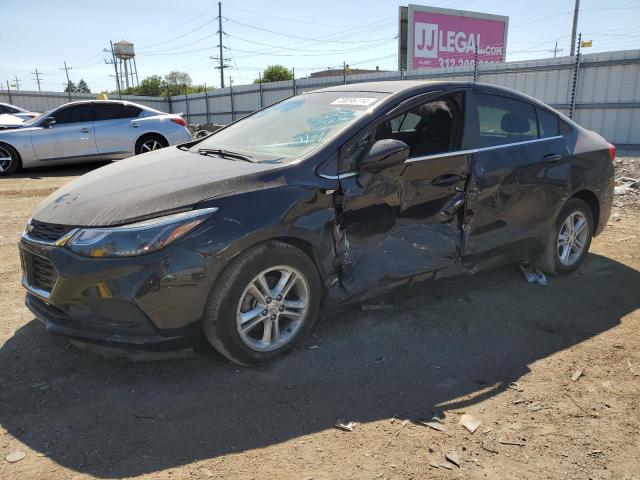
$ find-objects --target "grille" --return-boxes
[28,220,76,243]
[23,251,57,293]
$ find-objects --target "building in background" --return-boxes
[398,5,508,71]
[308,66,388,78]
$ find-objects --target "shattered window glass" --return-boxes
[193,92,387,163]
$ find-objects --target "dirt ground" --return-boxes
[0,157,639,480]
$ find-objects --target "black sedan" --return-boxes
[19,81,615,365]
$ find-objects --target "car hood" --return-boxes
[32,147,286,227]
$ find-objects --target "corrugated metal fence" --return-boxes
[2,49,639,147]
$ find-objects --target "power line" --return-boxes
[137,17,218,50]
[223,4,354,28]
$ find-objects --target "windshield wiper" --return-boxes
[196,148,254,162]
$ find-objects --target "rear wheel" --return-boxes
[535,198,593,275]
[202,241,321,366]
[135,135,167,155]
[0,144,20,176]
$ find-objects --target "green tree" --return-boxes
[137,75,164,96]
[77,79,91,93]
[163,71,192,96]
[64,81,77,93]
[254,65,293,84]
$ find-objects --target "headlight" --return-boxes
[65,207,218,257]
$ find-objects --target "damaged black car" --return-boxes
[19,81,615,365]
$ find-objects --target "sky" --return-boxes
[1,0,639,93]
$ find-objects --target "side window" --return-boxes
[474,94,538,147]
[390,111,421,133]
[377,99,457,158]
[123,105,142,118]
[537,108,559,138]
[0,105,7,114]
[53,104,93,124]
[94,103,142,121]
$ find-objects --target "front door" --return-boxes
[30,103,97,161]
[334,93,470,296]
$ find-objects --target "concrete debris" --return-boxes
[334,419,357,432]
[445,451,461,467]
[518,262,547,286]
[614,177,639,195]
[571,369,583,382]
[6,450,26,463]
[440,462,454,470]
[459,413,482,434]
[414,416,445,432]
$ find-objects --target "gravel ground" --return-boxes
[0,158,639,480]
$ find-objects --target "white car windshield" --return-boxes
[192,91,388,162]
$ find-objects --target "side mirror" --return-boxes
[42,117,56,128]
[359,139,410,172]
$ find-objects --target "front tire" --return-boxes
[203,241,321,366]
[535,198,593,275]
[0,144,20,176]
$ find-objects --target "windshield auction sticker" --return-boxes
[330,97,379,106]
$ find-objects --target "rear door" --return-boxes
[93,103,142,156]
[30,103,97,160]
[335,91,470,295]
[463,91,569,260]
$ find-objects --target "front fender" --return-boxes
[178,184,339,285]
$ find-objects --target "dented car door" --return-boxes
[333,94,470,296]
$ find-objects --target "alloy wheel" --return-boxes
[236,265,310,352]
[0,146,13,173]
[557,211,589,266]
[141,139,163,152]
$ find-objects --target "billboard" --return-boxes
[399,5,508,71]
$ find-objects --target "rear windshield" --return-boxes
[193,91,388,162]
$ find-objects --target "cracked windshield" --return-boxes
[192,91,388,162]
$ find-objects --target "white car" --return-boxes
[0,100,193,175]
[0,102,40,121]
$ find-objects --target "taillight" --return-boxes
[170,116,186,127]
[608,143,616,162]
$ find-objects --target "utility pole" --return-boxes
[12,76,21,91]
[61,61,72,100]
[213,2,231,88]
[549,42,564,58]
[6,80,12,104]
[570,0,580,56]
[105,42,122,99]
[343,61,347,85]
[32,68,42,91]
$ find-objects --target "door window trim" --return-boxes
[318,135,563,179]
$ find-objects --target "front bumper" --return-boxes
[19,237,224,350]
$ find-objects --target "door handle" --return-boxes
[431,173,465,187]
[543,154,562,163]
[80,128,91,133]
[131,123,140,128]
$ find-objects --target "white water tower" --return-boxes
[113,40,138,89]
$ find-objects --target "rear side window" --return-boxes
[53,104,93,124]
[474,93,538,147]
[537,108,559,138]
[94,103,141,121]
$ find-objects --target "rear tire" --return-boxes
[0,144,20,176]
[535,198,593,275]
[202,240,321,366]
[135,134,167,155]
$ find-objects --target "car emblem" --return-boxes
[25,222,34,234]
